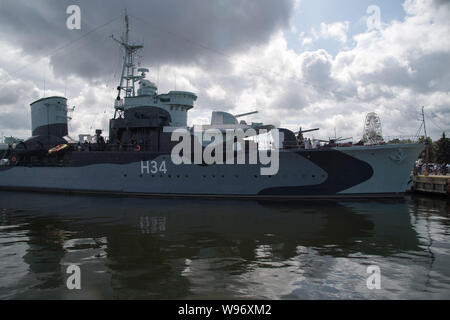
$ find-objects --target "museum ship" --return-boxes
[0,15,424,199]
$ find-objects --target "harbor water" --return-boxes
[0,191,449,299]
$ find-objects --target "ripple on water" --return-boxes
[0,193,449,299]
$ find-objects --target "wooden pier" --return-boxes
[413,175,450,196]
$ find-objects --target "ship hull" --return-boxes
[0,144,424,199]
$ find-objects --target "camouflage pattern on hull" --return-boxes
[0,144,424,199]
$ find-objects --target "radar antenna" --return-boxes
[111,10,144,118]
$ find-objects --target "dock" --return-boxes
[413,175,450,196]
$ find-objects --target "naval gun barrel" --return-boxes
[234,111,258,118]
[295,128,320,134]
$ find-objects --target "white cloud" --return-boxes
[300,35,313,47]
[206,85,227,101]
[1,0,449,143]
[313,21,350,44]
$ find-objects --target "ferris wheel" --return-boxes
[363,112,383,145]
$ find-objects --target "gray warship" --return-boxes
[0,16,424,199]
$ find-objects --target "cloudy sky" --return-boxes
[0,0,449,141]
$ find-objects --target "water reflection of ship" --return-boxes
[22,221,66,290]
[0,192,424,298]
[408,195,450,290]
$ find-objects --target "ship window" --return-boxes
[160,98,170,102]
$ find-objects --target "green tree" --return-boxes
[418,136,432,144]
[388,138,400,144]
[418,136,435,162]
[435,132,450,165]
[387,138,413,144]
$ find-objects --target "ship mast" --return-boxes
[422,106,430,175]
[111,11,144,119]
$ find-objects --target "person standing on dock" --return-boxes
[297,127,304,148]
[441,163,448,176]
